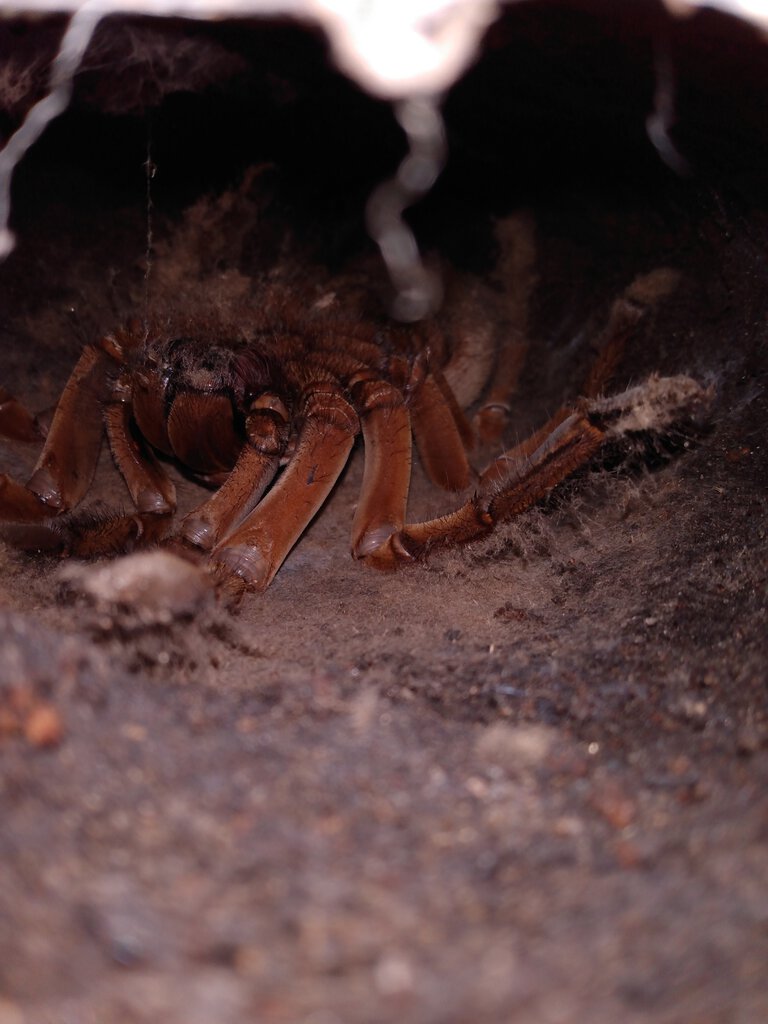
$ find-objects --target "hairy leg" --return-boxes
[210,385,358,591]
[0,343,114,522]
[349,375,412,558]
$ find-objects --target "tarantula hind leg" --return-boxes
[364,374,712,570]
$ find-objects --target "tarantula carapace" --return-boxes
[0,267,707,594]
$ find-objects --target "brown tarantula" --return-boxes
[0,261,708,594]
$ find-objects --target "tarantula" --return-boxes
[0,264,707,594]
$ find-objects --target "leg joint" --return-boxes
[301,388,359,435]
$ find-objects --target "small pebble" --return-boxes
[476,723,556,770]
[24,703,64,748]
[736,726,762,755]
[591,783,636,829]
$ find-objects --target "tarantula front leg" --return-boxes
[349,375,412,558]
[102,384,177,548]
[177,393,289,553]
[0,344,113,524]
[210,385,358,591]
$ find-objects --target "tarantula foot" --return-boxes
[162,534,211,567]
[0,519,68,553]
[64,510,144,557]
[205,560,249,607]
[1,508,149,559]
[209,544,271,593]
[133,512,173,548]
[474,403,511,447]
[178,514,218,551]
[360,529,420,571]
[351,523,399,560]
[0,474,57,521]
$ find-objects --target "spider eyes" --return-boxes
[137,336,287,411]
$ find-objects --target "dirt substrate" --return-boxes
[1,108,768,1024]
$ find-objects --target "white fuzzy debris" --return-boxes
[591,374,714,437]
[60,550,212,618]
[475,722,557,770]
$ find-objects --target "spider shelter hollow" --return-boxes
[0,3,767,1021]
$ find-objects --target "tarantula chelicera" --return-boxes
[0,258,708,594]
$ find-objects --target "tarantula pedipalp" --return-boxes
[0,268,708,593]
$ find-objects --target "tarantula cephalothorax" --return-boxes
[0,267,709,594]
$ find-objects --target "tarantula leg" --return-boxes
[0,345,113,523]
[28,345,114,510]
[471,267,681,450]
[0,475,57,521]
[349,376,412,558]
[432,365,476,450]
[409,369,473,492]
[582,267,682,399]
[211,387,358,591]
[444,212,537,417]
[2,504,156,557]
[474,330,529,445]
[364,408,606,569]
[104,397,176,544]
[0,387,41,442]
[366,373,711,571]
[441,297,499,411]
[179,394,289,551]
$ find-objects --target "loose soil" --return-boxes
[1,148,767,1024]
